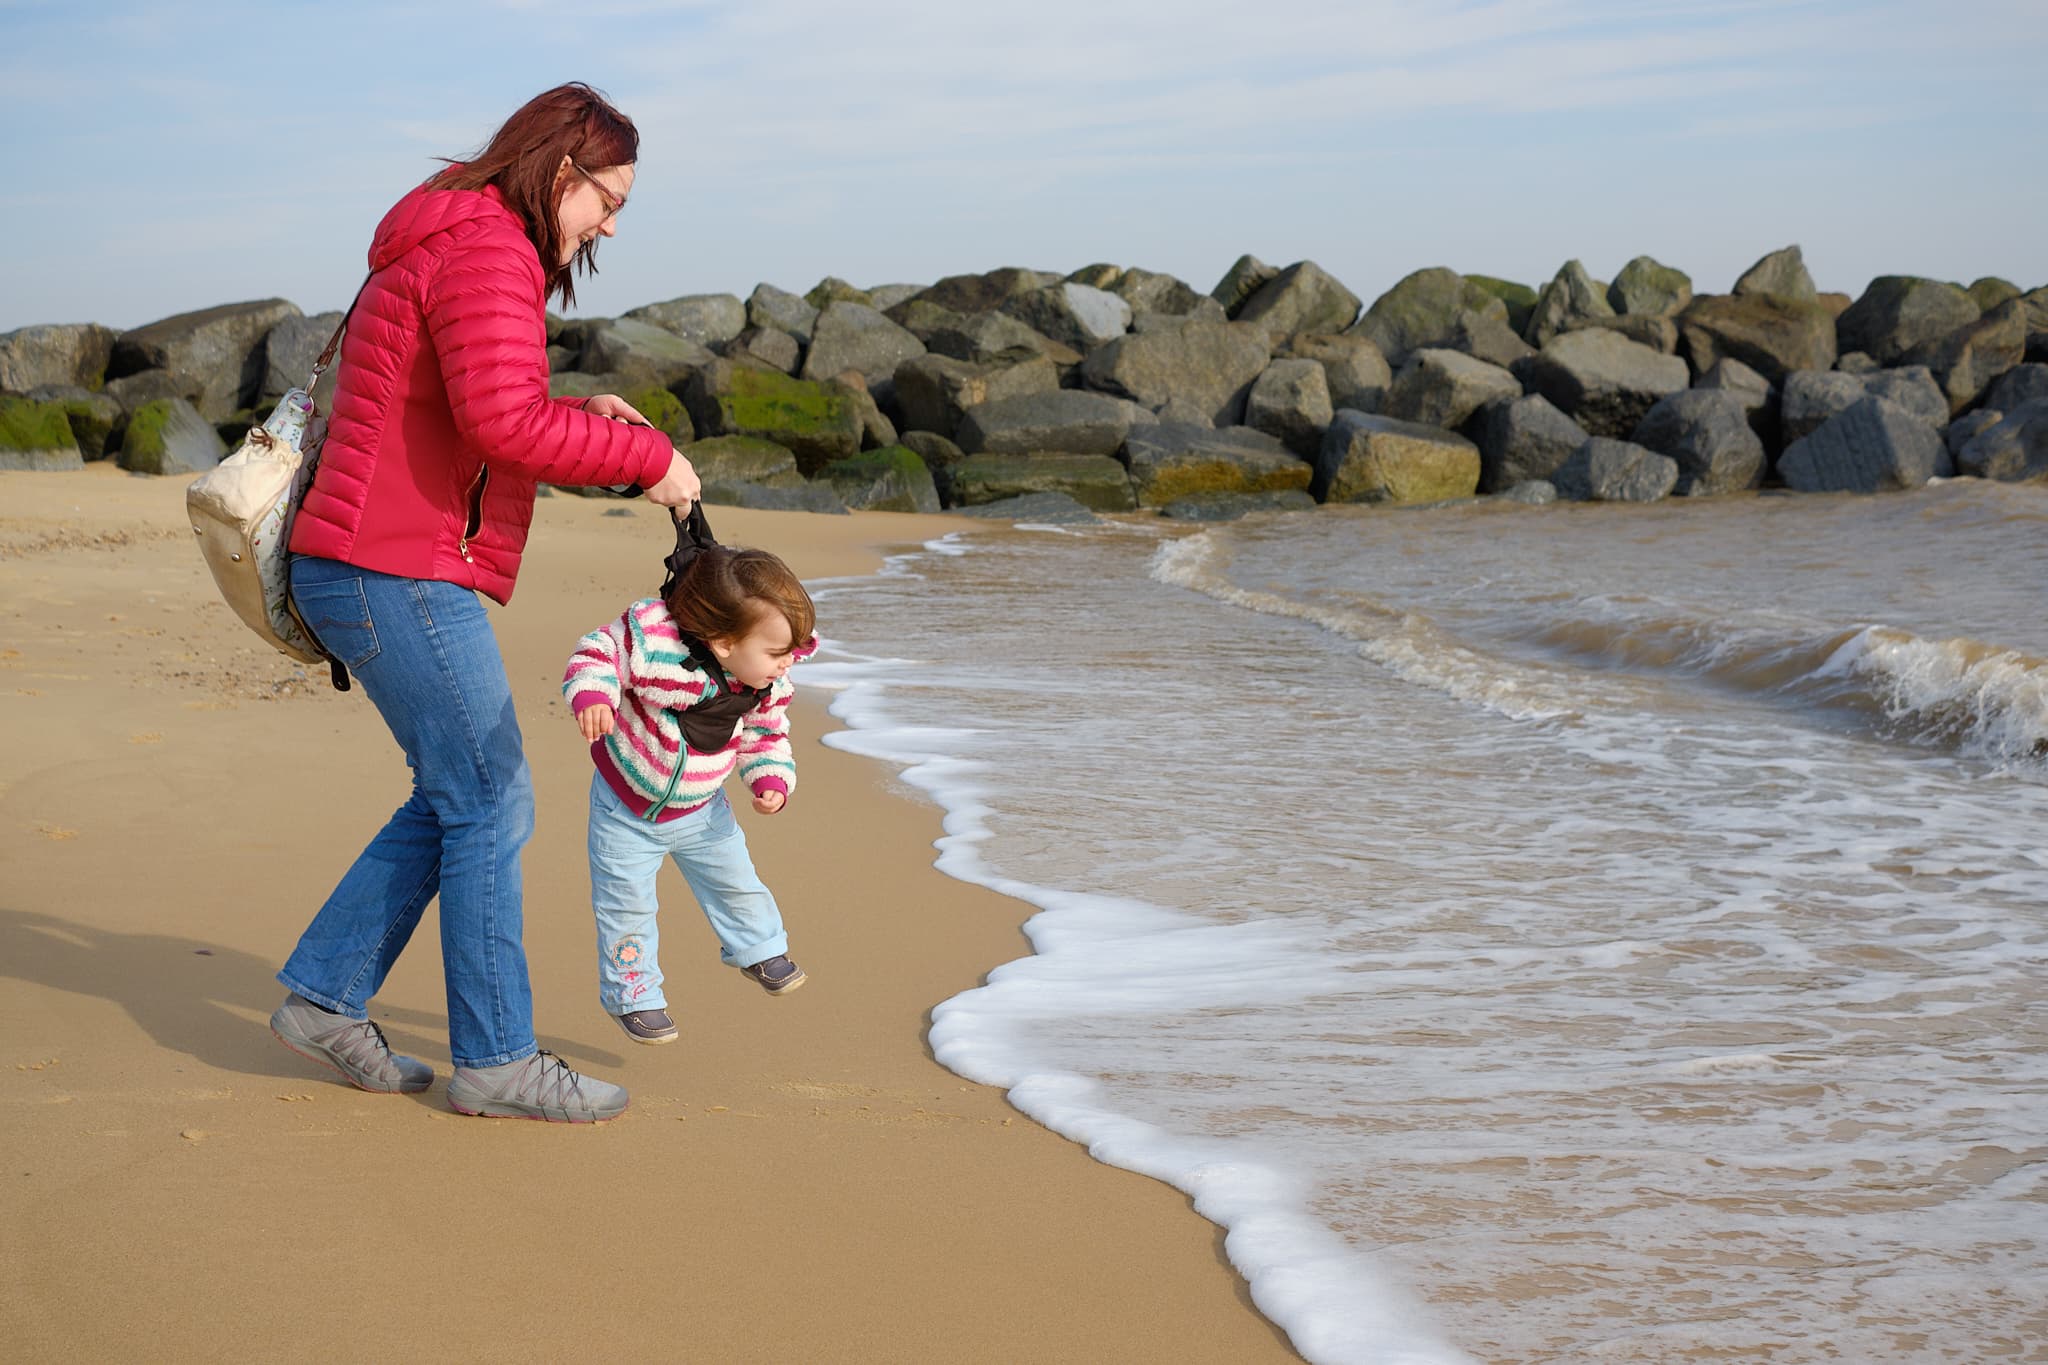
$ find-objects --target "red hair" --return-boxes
[430,82,637,308]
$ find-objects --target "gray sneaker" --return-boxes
[270,993,433,1094]
[446,1051,629,1123]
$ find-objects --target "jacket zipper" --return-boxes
[458,465,490,563]
[640,670,721,822]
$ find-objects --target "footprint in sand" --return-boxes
[35,824,77,840]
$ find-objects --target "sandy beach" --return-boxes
[0,466,1299,1363]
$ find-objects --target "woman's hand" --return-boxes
[584,393,649,425]
[752,789,786,815]
[642,449,701,508]
[578,703,616,741]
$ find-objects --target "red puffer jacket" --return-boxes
[290,179,672,603]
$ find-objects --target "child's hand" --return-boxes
[578,704,616,741]
[752,789,786,815]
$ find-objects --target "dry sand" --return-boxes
[0,466,1299,1363]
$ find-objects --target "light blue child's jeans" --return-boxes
[586,772,789,1015]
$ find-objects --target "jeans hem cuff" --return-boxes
[275,972,368,1021]
[452,1043,538,1071]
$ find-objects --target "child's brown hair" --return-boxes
[664,545,815,650]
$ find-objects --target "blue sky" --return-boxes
[2,0,2043,332]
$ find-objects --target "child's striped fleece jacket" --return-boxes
[563,597,812,821]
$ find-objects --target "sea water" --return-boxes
[802,480,2048,1364]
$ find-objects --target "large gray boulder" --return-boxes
[1350,268,1507,367]
[1732,245,1818,303]
[1985,362,2048,412]
[1945,408,2004,464]
[624,294,747,348]
[1382,349,1521,432]
[1243,359,1334,457]
[0,395,85,471]
[892,352,1059,440]
[709,480,850,515]
[726,326,802,375]
[104,368,205,414]
[1471,393,1590,493]
[1694,355,1777,448]
[1077,321,1271,425]
[949,452,1135,511]
[867,284,925,312]
[109,299,301,421]
[1283,334,1392,413]
[680,362,863,474]
[1836,277,1981,367]
[812,445,943,513]
[1551,438,1678,502]
[925,311,1078,367]
[1954,398,2048,482]
[1628,390,1765,495]
[915,268,1059,317]
[259,312,345,400]
[1123,423,1311,507]
[1234,262,1362,342]
[1966,277,2022,312]
[747,284,818,343]
[805,277,872,310]
[899,430,968,505]
[687,434,807,494]
[891,300,965,349]
[1001,282,1132,353]
[2023,286,2048,340]
[1448,309,1536,368]
[580,318,718,387]
[1212,254,1281,315]
[1314,410,1480,505]
[1676,293,1838,384]
[1465,276,1539,335]
[1511,329,1689,439]
[1907,297,2027,415]
[799,302,925,386]
[117,397,225,475]
[24,385,122,459]
[1779,366,1946,445]
[1112,268,1209,318]
[1608,256,1693,317]
[1777,396,1949,492]
[1523,260,1614,346]
[1568,313,1679,355]
[955,389,1135,457]
[0,323,116,392]
[1131,298,1229,331]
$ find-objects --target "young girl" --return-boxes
[563,543,817,1044]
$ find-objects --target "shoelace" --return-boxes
[516,1051,588,1109]
[328,1018,403,1076]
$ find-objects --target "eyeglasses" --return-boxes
[570,160,626,219]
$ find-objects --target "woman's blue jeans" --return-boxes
[278,557,537,1068]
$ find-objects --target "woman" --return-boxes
[268,83,698,1123]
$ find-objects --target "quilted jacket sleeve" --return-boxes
[423,234,672,490]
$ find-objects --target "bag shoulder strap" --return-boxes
[305,273,375,398]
